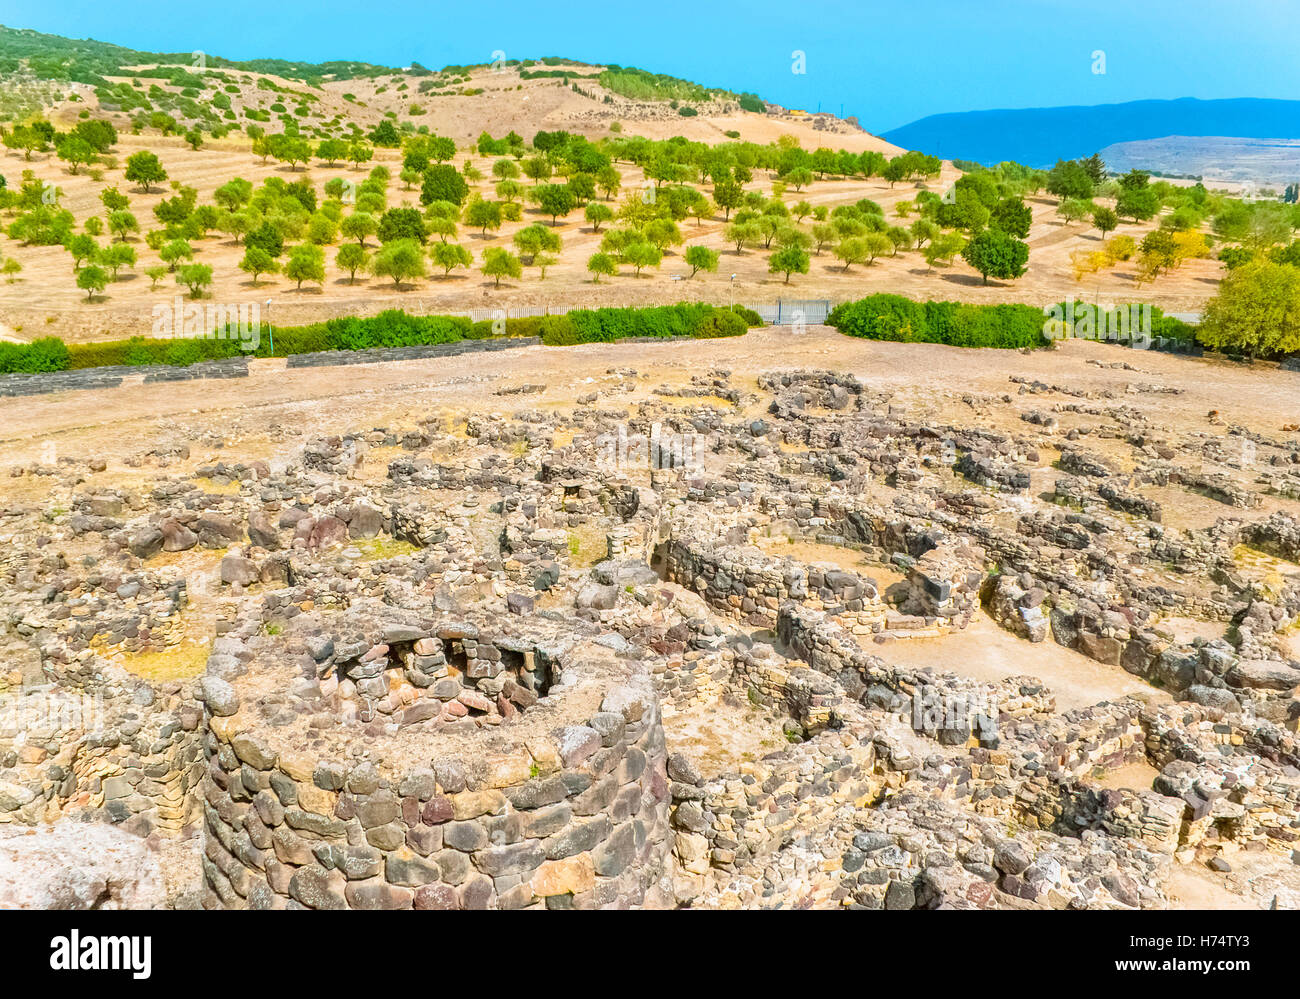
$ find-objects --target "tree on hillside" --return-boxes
[371,239,427,288]
[587,251,617,283]
[481,247,522,287]
[713,179,744,221]
[336,243,369,283]
[124,151,167,193]
[102,242,136,279]
[285,244,326,290]
[1116,185,1159,223]
[1046,159,1094,200]
[429,241,472,276]
[1199,261,1300,360]
[536,184,575,224]
[684,245,719,277]
[961,229,1029,284]
[513,224,561,264]
[56,136,97,175]
[421,164,470,207]
[1057,198,1094,225]
[465,198,503,234]
[175,263,213,299]
[107,210,139,242]
[240,246,279,285]
[623,241,662,276]
[1092,206,1119,238]
[66,234,98,271]
[377,207,427,244]
[1080,153,1107,185]
[76,264,108,301]
[769,245,810,283]
[989,197,1032,239]
[585,202,613,232]
[369,120,401,147]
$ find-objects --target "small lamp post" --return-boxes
[265,298,273,356]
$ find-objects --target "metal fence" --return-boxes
[747,299,835,326]
[465,300,838,326]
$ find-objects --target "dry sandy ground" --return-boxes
[3,327,1297,463]
[1,81,1219,343]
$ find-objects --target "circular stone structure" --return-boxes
[199,601,672,910]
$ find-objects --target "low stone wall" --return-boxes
[777,603,1054,745]
[0,357,248,397]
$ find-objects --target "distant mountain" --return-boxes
[1099,135,1300,188]
[881,97,1300,168]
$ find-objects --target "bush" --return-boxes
[0,337,71,373]
[727,304,763,328]
[829,294,1046,349]
[547,304,747,345]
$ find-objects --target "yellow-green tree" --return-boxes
[1199,261,1300,360]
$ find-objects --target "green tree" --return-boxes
[684,245,719,277]
[316,139,348,166]
[239,246,278,285]
[57,136,97,175]
[1116,185,1159,222]
[144,264,167,290]
[989,198,1032,239]
[285,244,326,289]
[377,207,427,244]
[465,198,503,234]
[420,164,470,207]
[596,165,622,200]
[623,241,662,276]
[76,264,108,301]
[961,229,1029,284]
[159,239,194,272]
[107,210,139,242]
[1092,206,1119,238]
[713,179,743,221]
[1045,159,1093,200]
[371,238,427,288]
[1057,198,1094,225]
[340,211,378,247]
[536,184,575,224]
[481,247,522,287]
[513,223,561,263]
[585,202,613,232]
[175,263,213,298]
[66,234,98,271]
[102,242,136,279]
[587,251,617,282]
[769,245,810,283]
[429,241,472,276]
[100,186,130,213]
[1199,261,1300,360]
[521,156,552,185]
[336,243,369,283]
[124,150,167,193]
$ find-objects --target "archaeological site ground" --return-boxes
[0,6,1296,975]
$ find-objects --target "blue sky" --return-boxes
[1,0,1296,132]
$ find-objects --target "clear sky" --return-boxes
[1,0,1296,132]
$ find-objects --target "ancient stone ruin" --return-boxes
[1,365,1298,910]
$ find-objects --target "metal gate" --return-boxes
[749,299,833,326]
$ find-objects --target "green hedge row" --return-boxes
[0,304,760,374]
[828,295,1048,349]
[539,304,750,345]
[829,294,1200,350]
